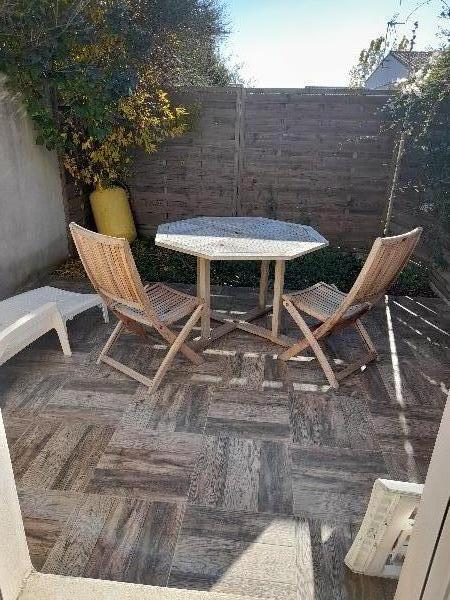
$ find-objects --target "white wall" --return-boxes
[395,394,450,600]
[0,79,68,299]
[365,55,409,90]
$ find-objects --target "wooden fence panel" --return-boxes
[127,86,396,247]
[128,88,239,237]
[239,89,394,245]
[64,86,448,299]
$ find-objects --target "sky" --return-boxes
[222,0,446,87]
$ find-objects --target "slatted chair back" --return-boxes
[348,228,422,307]
[69,223,151,314]
[319,228,423,329]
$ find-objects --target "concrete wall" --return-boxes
[0,80,68,299]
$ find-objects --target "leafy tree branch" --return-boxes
[0,0,235,187]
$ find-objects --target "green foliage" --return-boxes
[383,44,450,269]
[390,260,432,296]
[349,36,386,87]
[56,237,433,296]
[129,238,434,296]
[0,0,233,187]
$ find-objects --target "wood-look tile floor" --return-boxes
[1,279,449,600]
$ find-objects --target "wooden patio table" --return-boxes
[155,217,328,350]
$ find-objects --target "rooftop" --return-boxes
[390,50,434,70]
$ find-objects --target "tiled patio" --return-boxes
[1,279,448,600]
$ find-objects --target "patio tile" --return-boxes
[189,435,293,514]
[360,364,400,410]
[86,431,203,502]
[94,335,157,381]
[364,358,449,412]
[18,487,82,570]
[42,494,183,586]
[11,419,114,492]
[290,446,389,523]
[119,383,210,434]
[217,348,267,390]
[205,388,290,440]
[140,347,225,385]
[169,507,391,600]
[39,377,137,426]
[381,448,432,484]
[289,391,378,450]
[272,354,329,388]
[62,312,112,357]
[2,373,67,418]
[263,354,288,389]
[176,504,296,544]
[0,368,37,411]
[370,404,441,483]
[258,440,293,513]
[5,337,93,374]
[217,327,278,356]
[324,329,368,365]
[2,282,447,600]
[3,415,34,445]
[296,518,392,600]
[371,405,442,450]
[169,506,297,599]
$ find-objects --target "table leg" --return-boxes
[272,260,285,338]
[197,257,211,339]
[191,257,295,352]
[259,260,270,310]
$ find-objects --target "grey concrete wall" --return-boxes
[0,80,68,299]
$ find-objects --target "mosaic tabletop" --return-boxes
[155,217,328,261]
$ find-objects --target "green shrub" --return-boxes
[56,236,433,297]
[129,238,433,296]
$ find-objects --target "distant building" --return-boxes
[364,50,433,90]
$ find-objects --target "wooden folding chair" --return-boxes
[70,223,204,393]
[278,228,422,388]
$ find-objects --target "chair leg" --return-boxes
[149,305,204,393]
[109,309,203,366]
[334,351,378,383]
[355,319,378,356]
[97,307,204,392]
[100,302,109,323]
[280,298,339,389]
[97,320,124,365]
[98,316,153,386]
[333,319,378,383]
[156,322,204,366]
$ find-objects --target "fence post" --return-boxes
[233,85,246,216]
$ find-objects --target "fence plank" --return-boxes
[65,87,438,265]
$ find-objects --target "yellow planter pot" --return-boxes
[89,186,137,242]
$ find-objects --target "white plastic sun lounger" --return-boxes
[0,286,108,366]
